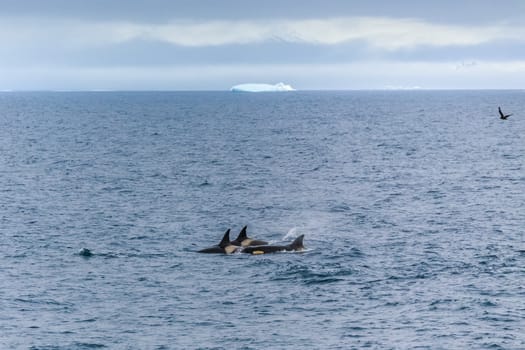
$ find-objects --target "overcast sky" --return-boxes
[2,0,525,90]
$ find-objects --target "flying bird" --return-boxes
[498,106,513,120]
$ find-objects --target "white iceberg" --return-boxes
[230,82,295,92]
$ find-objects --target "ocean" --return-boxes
[1,91,524,349]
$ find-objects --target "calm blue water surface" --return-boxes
[1,91,524,349]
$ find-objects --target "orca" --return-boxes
[197,229,239,254]
[499,106,513,120]
[231,225,268,247]
[242,235,305,255]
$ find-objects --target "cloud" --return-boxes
[284,17,518,49]
[2,16,525,50]
[2,14,525,90]
[91,18,525,49]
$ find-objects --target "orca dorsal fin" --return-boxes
[289,234,305,250]
[219,229,231,248]
[235,225,248,242]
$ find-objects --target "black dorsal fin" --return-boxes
[219,229,231,248]
[235,225,248,242]
[289,234,305,250]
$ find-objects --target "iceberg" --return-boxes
[230,82,295,92]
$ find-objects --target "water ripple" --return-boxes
[1,91,524,350]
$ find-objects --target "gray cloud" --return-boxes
[3,16,525,54]
[2,0,525,24]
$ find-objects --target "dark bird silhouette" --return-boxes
[498,106,513,120]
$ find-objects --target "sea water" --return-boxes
[1,91,524,349]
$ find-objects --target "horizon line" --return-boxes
[1,88,524,93]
